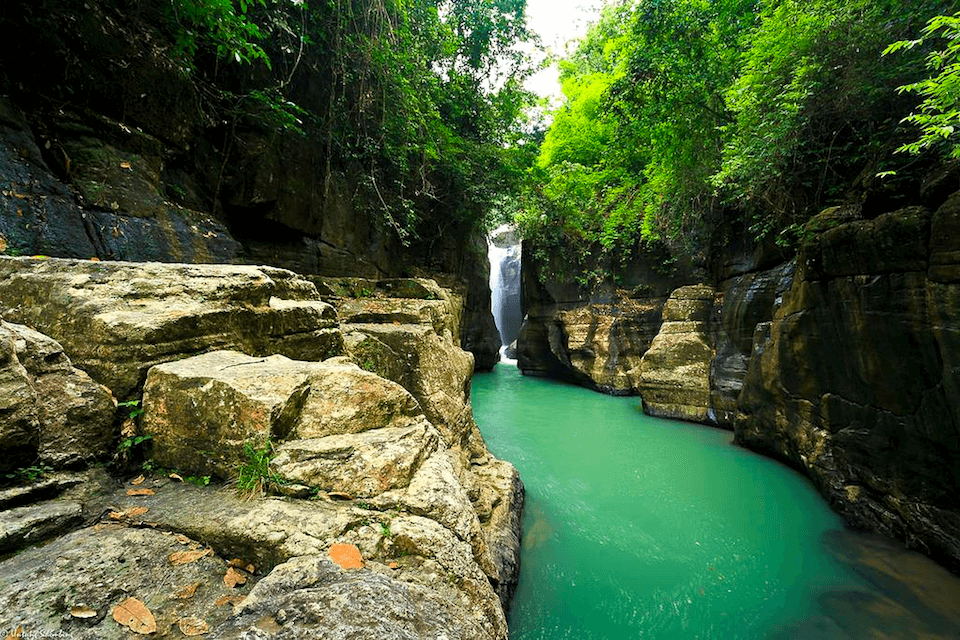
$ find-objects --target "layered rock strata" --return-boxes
[0,257,343,399]
[0,260,522,638]
[735,200,960,573]
[636,284,718,422]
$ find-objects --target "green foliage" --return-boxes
[3,464,53,486]
[118,434,153,455]
[118,399,144,420]
[168,0,270,68]
[185,474,212,487]
[886,12,960,159]
[236,439,281,496]
[521,0,952,282]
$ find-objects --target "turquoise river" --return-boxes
[471,363,960,639]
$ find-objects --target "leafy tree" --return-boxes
[160,0,537,243]
[886,12,960,159]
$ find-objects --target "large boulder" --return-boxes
[215,555,494,640]
[142,351,317,478]
[735,200,960,573]
[141,349,505,603]
[142,352,431,480]
[0,320,115,472]
[0,257,343,399]
[636,284,718,422]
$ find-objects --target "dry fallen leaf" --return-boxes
[173,533,192,545]
[329,543,364,570]
[389,562,399,569]
[169,549,211,566]
[119,161,132,170]
[5,625,23,639]
[227,558,255,574]
[169,473,184,482]
[126,506,149,518]
[126,488,155,496]
[213,595,244,607]
[223,567,247,588]
[130,474,146,485]
[111,597,157,635]
[178,617,209,637]
[69,605,98,619]
[108,511,124,520]
[90,257,101,262]
[174,582,201,600]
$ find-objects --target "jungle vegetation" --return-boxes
[516,0,960,282]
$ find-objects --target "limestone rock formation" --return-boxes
[0,320,115,472]
[637,284,718,422]
[735,199,960,573]
[516,240,696,394]
[710,261,795,427]
[0,257,344,398]
[0,525,258,639]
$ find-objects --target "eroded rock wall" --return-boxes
[516,241,691,394]
[734,200,960,573]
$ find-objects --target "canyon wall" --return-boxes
[0,0,500,370]
[518,195,960,573]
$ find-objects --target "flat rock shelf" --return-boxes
[472,364,960,640]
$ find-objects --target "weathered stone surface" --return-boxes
[710,262,795,426]
[292,357,424,439]
[105,481,508,638]
[470,456,524,607]
[143,351,315,478]
[0,257,343,398]
[0,500,82,552]
[637,285,718,422]
[0,320,115,471]
[271,423,441,498]
[214,555,494,640]
[0,525,255,639]
[735,201,960,573]
[347,322,475,448]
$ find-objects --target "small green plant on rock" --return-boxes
[118,399,144,420]
[236,439,282,497]
[2,464,53,486]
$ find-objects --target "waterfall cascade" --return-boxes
[488,225,522,361]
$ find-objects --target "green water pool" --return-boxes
[471,364,960,639]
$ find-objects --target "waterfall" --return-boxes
[488,225,522,362]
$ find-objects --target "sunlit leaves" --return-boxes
[887,12,960,159]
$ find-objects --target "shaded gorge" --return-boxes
[472,364,960,639]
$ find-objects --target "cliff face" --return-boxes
[735,200,960,573]
[518,196,960,572]
[0,0,499,369]
[516,241,692,394]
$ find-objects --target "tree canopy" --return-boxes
[517,0,956,282]
[165,0,538,243]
